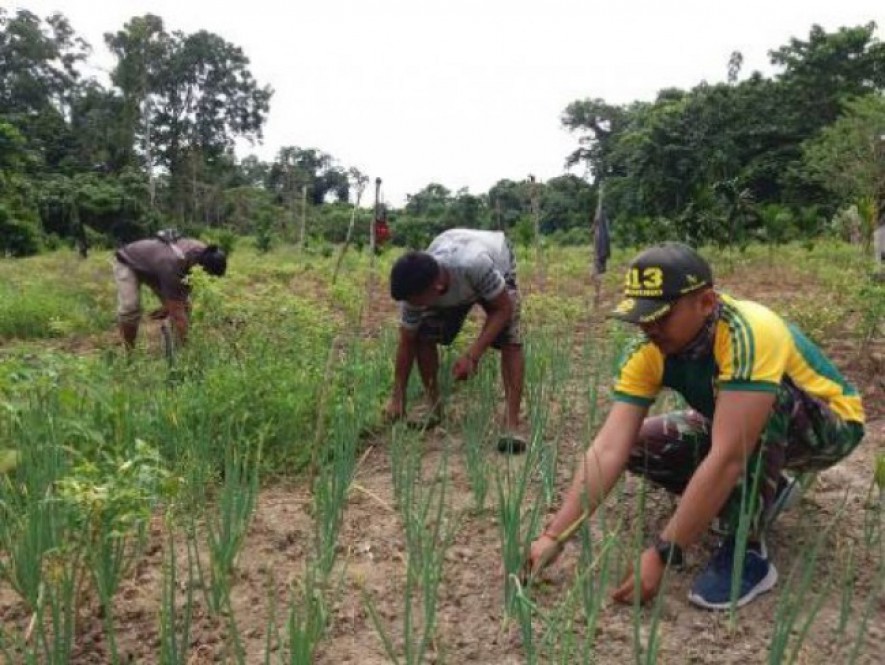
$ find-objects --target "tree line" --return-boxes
[1,9,883,257]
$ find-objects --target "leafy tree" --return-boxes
[222,186,276,235]
[0,121,30,173]
[759,204,797,248]
[69,81,134,173]
[253,205,276,253]
[0,121,41,255]
[770,23,885,135]
[37,170,152,246]
[0,9,88,111]
[446,188,486,228]
[509,214,532,248]
[104,14,167,182]
[237,154,270,188]
[538,175,595,233]
[727,51,744,85]
[404,183,452,217]
[560,24,885,247]
[0,8,91,170]
[561,97,630,180]
[265,146,350,206]
[106,15,272,221]
[711,178,759,248]
[801,94,885,214]
[396,184,494,240]
[487,179,530,229]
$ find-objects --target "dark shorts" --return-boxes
[415,282,522,349]
[626,379,864,532]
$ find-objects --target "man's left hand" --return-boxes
[611,547,665,605]
[452,354,478,381]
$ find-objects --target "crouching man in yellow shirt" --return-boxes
[528,242,864,609]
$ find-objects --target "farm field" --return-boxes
[0,241,882,664]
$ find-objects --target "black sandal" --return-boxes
[496,434,527,455]
[405,412,442,430]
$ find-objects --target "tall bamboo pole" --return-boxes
[370,177,381,260]
[529,175,544,290]
[591,180,605,310]
[361,177,383,331]
[332,180,366,284]
[288,165,297,243]
[298,185,308,251]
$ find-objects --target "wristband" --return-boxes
[653,538,684,567]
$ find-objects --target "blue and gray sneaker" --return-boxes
[710,473,803,536]
[688,537,778,610]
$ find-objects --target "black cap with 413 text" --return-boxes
[610,242,713,324]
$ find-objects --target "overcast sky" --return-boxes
[10,0,884,206]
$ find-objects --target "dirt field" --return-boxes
[5,403,878,663]
[1,251,883,664]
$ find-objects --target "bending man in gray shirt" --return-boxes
[386,229,526,453]
[114,233,227,349]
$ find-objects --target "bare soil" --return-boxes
[1,260,883,664]
[4,420,878,663]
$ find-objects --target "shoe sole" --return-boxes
[687,563,778,611]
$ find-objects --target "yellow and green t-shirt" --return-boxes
[613,293,864,424]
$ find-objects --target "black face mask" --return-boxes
[672,301,721,360]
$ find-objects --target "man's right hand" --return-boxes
[523,533,563,582]
[383,398,406,422]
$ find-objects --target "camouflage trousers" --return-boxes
[626,380,864,533]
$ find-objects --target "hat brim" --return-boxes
[609,297,673,324]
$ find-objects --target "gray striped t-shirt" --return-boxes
[400,229,515,329]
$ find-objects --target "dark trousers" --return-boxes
[626,381,864,532]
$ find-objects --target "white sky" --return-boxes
[9,0,885,206]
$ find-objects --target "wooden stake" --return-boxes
[363,177,382,330]
[529,174,544,291]
[590,180,605,313]
[298,185,308,251]
[370,177,381,267]
[332,180,366,284]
